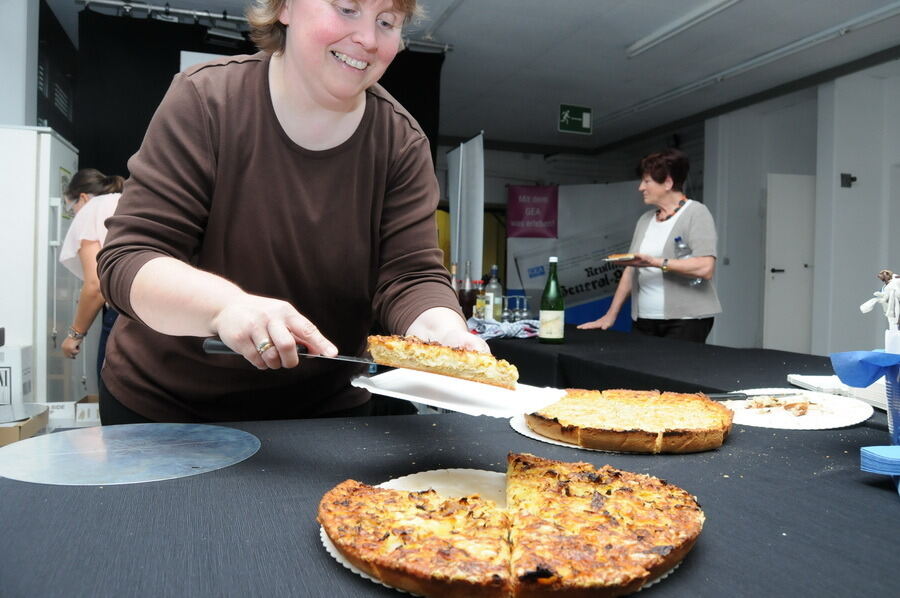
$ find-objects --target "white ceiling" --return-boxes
[48,0,900,152]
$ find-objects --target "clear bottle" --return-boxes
[484,264,503,321]
[449,262,459,294]
[516,295,531,321]
[500,296,513,323]
[673,236,703,287]
[473,280,487,319]
[538,256,565,343]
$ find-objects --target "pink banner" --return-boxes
[506,185,558,238]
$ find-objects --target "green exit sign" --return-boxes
[559,104,592,134]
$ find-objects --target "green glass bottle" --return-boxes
[538,256,565,343]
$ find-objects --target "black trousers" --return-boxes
[99,377,154,425]
[98,377,417,425]
[633,317,714,343]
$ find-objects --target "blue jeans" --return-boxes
[97,306,119,381]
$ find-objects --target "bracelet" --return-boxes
[661,258,669,273]
[67,327,85,340]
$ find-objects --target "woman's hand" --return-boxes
[406,307,490,353]
[577,313,617,330]
[435,327,490,353]
[211,293,337,370]
[619,253,661,269]
[61,336,81,359]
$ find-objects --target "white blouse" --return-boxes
[635,200,690,318]
[59,193,121,280]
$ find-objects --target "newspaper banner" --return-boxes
[511,229,632,308]
[507,185,558,238]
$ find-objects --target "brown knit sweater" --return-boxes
[97,53,459,422]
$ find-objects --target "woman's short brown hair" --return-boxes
[247,0,422,55]
[636,148,690,193]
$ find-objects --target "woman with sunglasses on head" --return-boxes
[96,0,484,425]
[59,168,125,377]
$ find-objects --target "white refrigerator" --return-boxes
[0,126,99,405]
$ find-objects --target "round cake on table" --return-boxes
[525,389,734,453]
[318,452,705,597]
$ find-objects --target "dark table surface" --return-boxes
[1,409,897,597]
[488,326,836,392]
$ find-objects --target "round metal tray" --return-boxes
[0,403,47,424]
[0,423,260,486]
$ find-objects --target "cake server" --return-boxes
[202,338,379,371]
[708,391,810,400]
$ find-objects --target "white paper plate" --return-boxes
[320,468,678,596]
[351,369,566,418]
[721,388,874,430]
[509,414,636,453]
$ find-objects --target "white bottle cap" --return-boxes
[549,256,558,263]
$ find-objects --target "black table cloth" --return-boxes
[488,326,835,392]
[1,410,896,597]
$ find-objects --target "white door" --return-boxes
[763,174,815,353]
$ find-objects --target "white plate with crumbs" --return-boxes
[721,388,873,430]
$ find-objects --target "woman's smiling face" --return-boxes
[279,0,405,106]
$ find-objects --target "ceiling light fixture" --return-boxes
[76,0,247,27]
[601,0,900,124]
[403,38,453,53]
[626,0,742,59]
[206,27,246,42]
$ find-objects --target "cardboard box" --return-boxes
[40,395,100,425]
[0,345,33,406]
[75,395,100,424]
[44,400,77,421]
[0,407,49,447]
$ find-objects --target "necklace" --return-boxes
[656,199,686,222]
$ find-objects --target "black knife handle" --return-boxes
[202,338,233,354]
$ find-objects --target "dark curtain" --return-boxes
[379,50,444,164]
[75,9,255,177]
[76,8,444,177]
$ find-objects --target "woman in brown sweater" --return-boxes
[97,0,483,423]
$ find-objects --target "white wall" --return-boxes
[706,58,900,354]
[812,59,900,355]
[704,89,818,348]
[0,0,38,126]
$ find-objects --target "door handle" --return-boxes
[770,268,785,273]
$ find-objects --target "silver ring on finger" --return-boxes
[256,339,275,355]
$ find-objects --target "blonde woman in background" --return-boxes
[59,168,124,378]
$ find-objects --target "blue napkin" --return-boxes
[860,446,900,475]
[832,350,900,450]
[830,351,900,387]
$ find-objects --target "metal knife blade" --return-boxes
[202,338,379,370]
[708,391,808,401]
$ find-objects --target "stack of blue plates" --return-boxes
[860,445,900,475]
